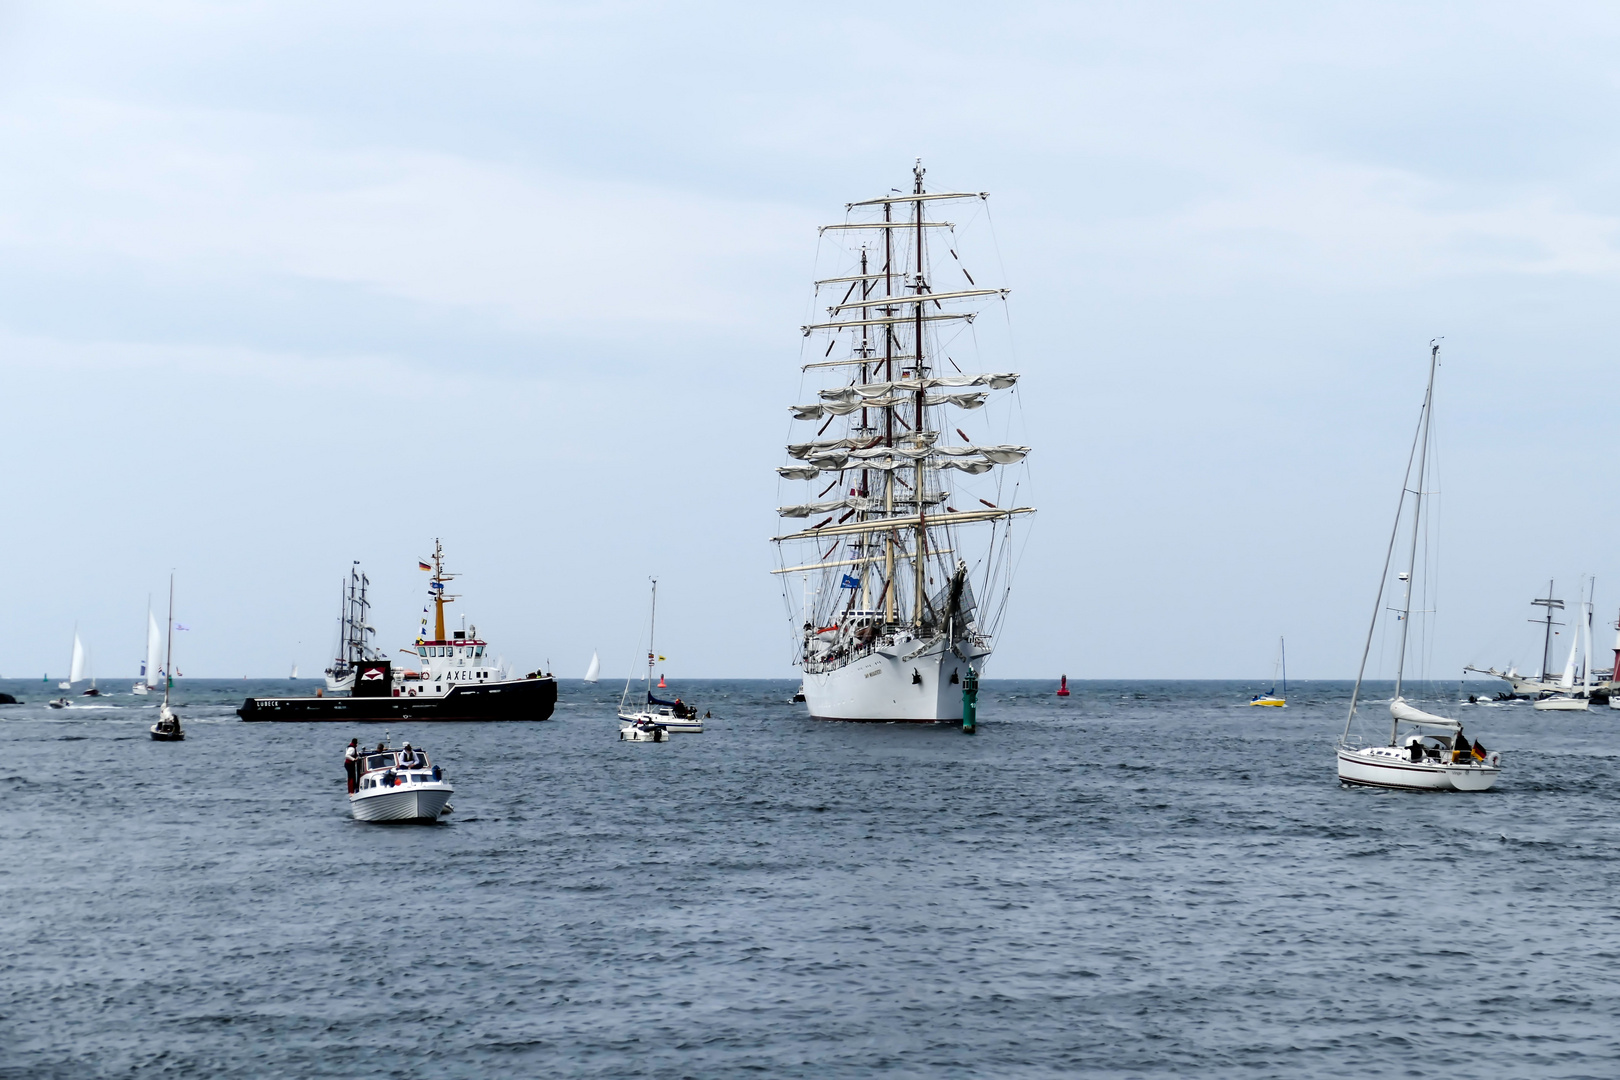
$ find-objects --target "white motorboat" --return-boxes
[617,579,701,736]
[349,742,453,821]
[47,698,69,709]
[1336,342,1500,792]
[149,577,184,742]
[771,164,1034,723]
[618,716,670,742]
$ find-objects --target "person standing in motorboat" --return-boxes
[344,739,359,793]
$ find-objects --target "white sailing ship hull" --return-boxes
[803,636,984,722]
[1336,745,1500,792]
[1533,696,1589,711]
[349,783,453,822]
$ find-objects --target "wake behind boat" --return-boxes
[239,541,556,723]
[1336,343,1500,791]
[771,163,1034,722]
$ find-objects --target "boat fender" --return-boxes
[1489,753,1500,767]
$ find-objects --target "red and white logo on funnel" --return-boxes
[361,667,386,681]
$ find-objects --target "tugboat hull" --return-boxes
[238,676,556,722]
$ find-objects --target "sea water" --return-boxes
[1,678,1616,1078]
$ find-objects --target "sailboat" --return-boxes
[1463,581,1572,697]
[59,631,85,691]
[323,563,380,693]
[1249,638,1287,707]
[618,579,699,738]
[133,608,162,695]
[1336,342,1500,791]
[1536,579,1593,710]
[150,576,183,741]
[771,163,1035,722]
[583,651,600,683]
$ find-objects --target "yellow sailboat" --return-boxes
[1249,637,1287,707]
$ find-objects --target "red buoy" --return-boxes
[657,673,667,688]
[1056,674,1070,697]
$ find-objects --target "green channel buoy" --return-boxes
[962,667,978,734]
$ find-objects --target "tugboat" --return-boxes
[349,740,453,821]
[238,540,557,722]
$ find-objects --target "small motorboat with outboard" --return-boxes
[47,698,69,709]
[349,741,453,821]
[619,715,669,742]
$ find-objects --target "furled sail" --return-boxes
[777,497,874,518]
[1389,697,1461,731]
[792,391,992,420]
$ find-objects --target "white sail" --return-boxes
[145,612,162,684]
[1559,616,1579,689]
[584,651,600,683]
[68,633,86,684]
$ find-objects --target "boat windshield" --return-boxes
[366,754,396,770]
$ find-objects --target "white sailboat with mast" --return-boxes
[59,630,86,691]
[150,576,183,741]
[584,651,600,683]
[1336,342,1500,791]
[133,606,162,695]
[617,579,700,738]
[772,163,1034,722]
[1536,578,1594,710]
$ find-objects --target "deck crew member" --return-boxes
[344,739,359,793]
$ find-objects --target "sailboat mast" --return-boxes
[162,574,174,707]
[1280,637,1287,694]
[883,198,897,625]
[1390,341,1440,743]
[646,578,657,692]
[912,161,928,628]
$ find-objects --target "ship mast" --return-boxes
[430,538,456,641]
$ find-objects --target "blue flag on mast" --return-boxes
[840,574,860,589]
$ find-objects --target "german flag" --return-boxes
[418,561,432,571]
[1472,739,1488,761]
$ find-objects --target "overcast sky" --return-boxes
[4,1,1619,681]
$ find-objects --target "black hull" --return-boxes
[237,677,557,722]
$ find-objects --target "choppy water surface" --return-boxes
[2,678,1617,1078]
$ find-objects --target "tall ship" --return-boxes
[772,163,1034,722]
[239,540,556,722]
[324,563,382,693]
